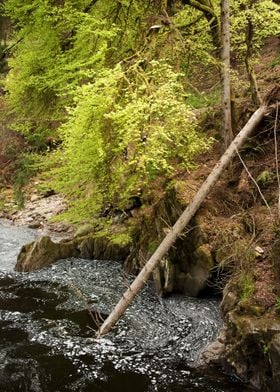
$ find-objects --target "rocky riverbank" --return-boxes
[0,191,74,238]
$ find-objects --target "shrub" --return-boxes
[51,61,212,222]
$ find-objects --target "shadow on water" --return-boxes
[0,220,253,392]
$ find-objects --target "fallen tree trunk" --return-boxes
[97,98,274,338]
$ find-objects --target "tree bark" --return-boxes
[97,102,268,338]
[245,17,261,106]
[221,0,233,148]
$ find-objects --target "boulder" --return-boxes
[15,232,131,272]
[79,237,95,259]
[79,236,130,261]
[220,284,239,314]
[15,236,79,272]
[74,224,96,238]
[269,333,280,392]
[222,310,280,391]
[200,340,225,365]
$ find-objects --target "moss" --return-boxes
[238,299,265,316]
[275,298,280,313]
[256,170,275,187]
[110,232,133,247]
[240,274,255,300]
[193,244,214,269]
[148,240,158,254]
[74,224,96,238]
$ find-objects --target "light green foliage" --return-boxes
[110,232,133,247]
[231,0,280,54]
[3,0,220,132]
[240,273,255,300]
[4,0,118,123]
[173,5,218,72]
[275,297,280,310]
[186,89,220,108]
[262,344,269,355]
[256,170,275,187]
[52,60,211,221]
[4,0,279,224]
[148,240,159,254]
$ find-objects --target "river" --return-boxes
[0,219,252,391]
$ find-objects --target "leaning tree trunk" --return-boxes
[221,0,233,148]
[97,100,272,338]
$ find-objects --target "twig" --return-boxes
[235,148,271,215]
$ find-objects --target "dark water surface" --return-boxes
[0,219,252,391]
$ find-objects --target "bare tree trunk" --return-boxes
[221,0,233,148]
[245,17,261,106]
[97,103,268,338]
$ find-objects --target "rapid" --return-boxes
[0,219,250,391]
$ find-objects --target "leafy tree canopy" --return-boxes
[51,60,210,221]
[2,0,279,222]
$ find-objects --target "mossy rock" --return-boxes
[222,309,280,391]
[237,299,265,317]
[269,333,280,391]
[15,236,79,272]
[16,232,131,272]
[221,289,239,314]
[192,244,214,269]
[79,235,130,261]
[79,237,95,259]
[175,244,214,296]
[74,224,96,238]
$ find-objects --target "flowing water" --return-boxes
[0,219,252,392]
